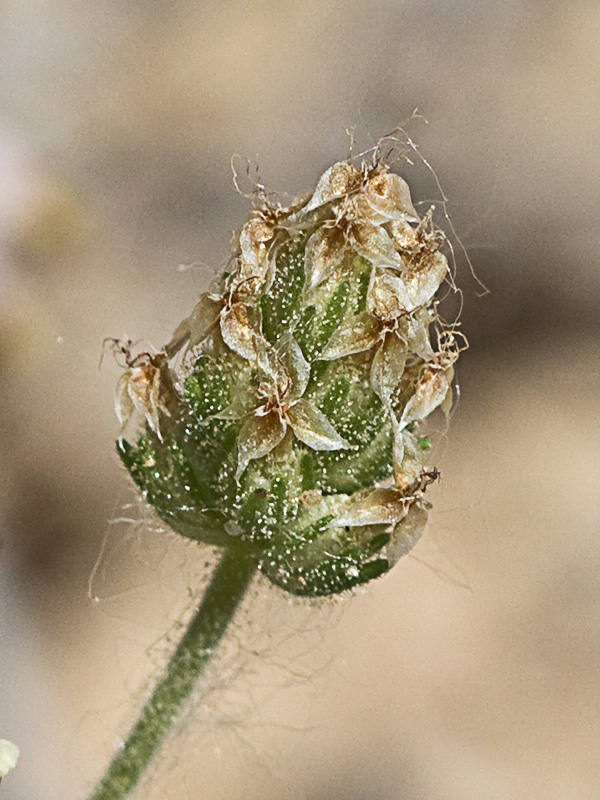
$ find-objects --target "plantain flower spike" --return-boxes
[116,155,465,596]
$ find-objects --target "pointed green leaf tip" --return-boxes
[112,156,465,596]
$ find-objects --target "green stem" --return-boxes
[87,546,258,800]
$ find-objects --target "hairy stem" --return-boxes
[87,546,258,800]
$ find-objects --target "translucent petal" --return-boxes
[370,333,407,405]
[287,399,350,451]
[347,191,390,225]
[304,225,346,289]
[115,372,135,432]
[331,488,410,527]
[287,189,313,212]
[211,402,245,421]
[261,248,279,295]
[220,302,261,361]
[186,295,224,348]
[320,311,382,360]
[254,336,288,394]
[165,293,222,357]
[128,366,162,438]
[365,172,419,222]
[367,269,412,320]
[391,411,405,482]
[400,308,436,361]
[387,502,428,565]
[235,218,275,292]
[278,335,311,402]
[303,161,359,213]
[440,383,454,419]
[399,365,454,429]
[234,260,269,296]
[236,409,287,480]
[394,429,426,489]
[239,218,274,268]
[404,250,448,309]
[165,317,192,359]
[350,222,407,270]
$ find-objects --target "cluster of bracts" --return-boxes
[111,158,465,566]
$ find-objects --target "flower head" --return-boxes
[113,153,465,596]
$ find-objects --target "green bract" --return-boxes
[115,160,462,596]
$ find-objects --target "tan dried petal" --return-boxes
[305,225,346,289]
[234,246,279,299]
[365,172,419,222]
[304,161,359,213]
[234,261,267,296]
[367,270,412,320]
[320,311,382,360]
[403,250,448,309]
[287,399,350,451]
[331,487,410,527]
[165,293,223,357]
[388,219,421,251]
[239,218,274,263]
[220,302,261,361]
[235,218,275,290]
[124,355,177,441]
[350,222,407,271]
[236,409,287,480]
[370,332,407,405]
[399,365,454,429]
[299,489,322,507]
[387,502,428,565]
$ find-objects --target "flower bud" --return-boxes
[115,158,464,596]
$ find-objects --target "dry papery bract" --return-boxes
[102,338,181,442]
[114,151,467,597]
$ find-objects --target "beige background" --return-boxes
[0,1,599,798]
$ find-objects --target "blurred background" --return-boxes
[0,0,598,798]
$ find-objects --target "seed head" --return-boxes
[115,156,465,595]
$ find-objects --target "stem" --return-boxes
[87,546,258,800]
